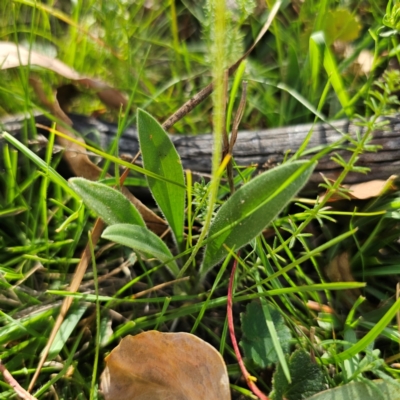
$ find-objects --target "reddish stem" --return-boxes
[227,256,269,400]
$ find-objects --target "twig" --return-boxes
[131,276,190,299]
[28,218,105,392]
[0,361,38,400]
[227,255,269,400]
[162,83,213,130]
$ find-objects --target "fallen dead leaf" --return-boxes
[100,332,231,400]
[325,252,362,306]
[0,41,128,111]
[320,175,398,202]
[344,176,398,200]
[325,252,357,284]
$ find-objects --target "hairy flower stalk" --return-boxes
[178,0,227,280]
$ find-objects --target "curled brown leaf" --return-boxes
[0,42,128,111]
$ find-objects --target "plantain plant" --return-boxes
[69,107,316,286]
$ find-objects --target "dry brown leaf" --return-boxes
[345,176,398,200]
[0,41,128,110]
[325,252,356,284]
[321,175,397,202]
[0,41,81,78]
[325,252,362,305]
[100,332,231,400]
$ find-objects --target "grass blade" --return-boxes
[1,131,78,199]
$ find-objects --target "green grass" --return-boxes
[1,0,400,399]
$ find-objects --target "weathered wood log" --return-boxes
[1,113,400,187]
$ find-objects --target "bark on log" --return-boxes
[1,113,400,187]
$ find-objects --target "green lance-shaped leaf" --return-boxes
[102,224,179,277]
[304,380,400,400]
[137,109,185,246]
[200,160,315,277]
[69,178,145,227]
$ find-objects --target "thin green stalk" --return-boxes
[88,232,100,400]
[191,251,232,334]
[185,169,194,262]
[154,297,171,330]
[3,145,16,205]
